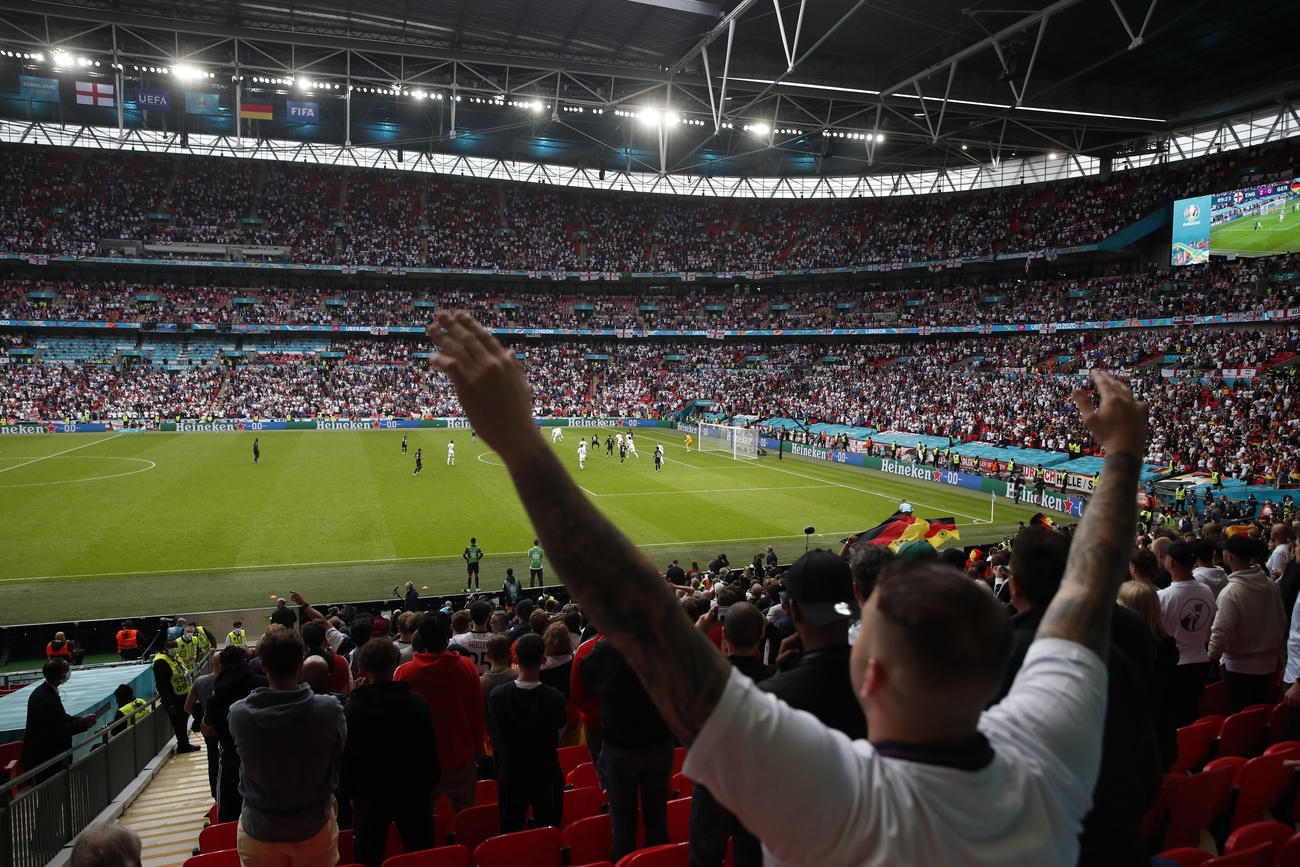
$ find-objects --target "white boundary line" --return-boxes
[0,434,122,474]
[0,456,156,488]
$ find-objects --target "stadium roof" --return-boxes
[0,0,1297,178]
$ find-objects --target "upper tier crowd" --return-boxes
[1,253,1296,330]
[0,136,1297,269]
[4,323,1300,484]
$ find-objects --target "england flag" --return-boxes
[76,81,115,107]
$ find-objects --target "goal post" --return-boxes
[698,422,759,461]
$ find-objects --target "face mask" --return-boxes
[167,648,179,657]
[184,631,194,640]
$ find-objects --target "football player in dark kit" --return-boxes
[413,448,423,476]
[402,434,408,454]
[252,437,260,464]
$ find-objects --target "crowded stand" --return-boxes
[1,136,1298,269]
[1,254,1296,331]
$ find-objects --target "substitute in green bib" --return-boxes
[528,539,545,588]
[464,537,484,591]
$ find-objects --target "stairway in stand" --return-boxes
[118,745,214,867]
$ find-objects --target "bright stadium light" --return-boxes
[172,64,205,81]
[640,108,661,126]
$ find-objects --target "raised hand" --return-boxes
[1071,369,1148,458]
[428,311,544,465]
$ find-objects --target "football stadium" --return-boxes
[0,0,1299,864]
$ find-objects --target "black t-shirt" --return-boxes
[579,641,673,747]
[757,645,866,740]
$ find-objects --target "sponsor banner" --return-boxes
[0,423,108,434]
[135,89,171,110]
[678,423,699,435]
[19,76,60,102]
[185,92,220,115]
[876,458,983,491]
[999,481,1084,516]
[285,101,320,123]
[791,444,862,466]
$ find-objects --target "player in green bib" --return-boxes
[528,539,545,587]
[464,537,484,591]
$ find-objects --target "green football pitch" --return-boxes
[1211,206,1300,256]
[0,428,1042,624]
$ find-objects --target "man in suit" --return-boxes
[22,658,98,780]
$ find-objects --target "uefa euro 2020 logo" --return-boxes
[1183,203,1200,224]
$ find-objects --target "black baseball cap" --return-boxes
[1166,541,1197,568]
[783,550,859,626]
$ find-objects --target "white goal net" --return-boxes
[698,422,759,461]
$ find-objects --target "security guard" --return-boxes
[176,623,212,673]
[226,620,248,647]
[113,684,151,728]
[152,640,197,752]
[1174,485,1187,514]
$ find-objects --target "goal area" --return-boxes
[698,422,759,461]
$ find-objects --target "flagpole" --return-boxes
[990,488,996,524]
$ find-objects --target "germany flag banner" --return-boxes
[851,515,961,552]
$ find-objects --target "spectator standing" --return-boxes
[22,659,97,779]
[394,612,485,812]
[185,651,223,797]
[1210,535,1288,711]
[404,582,421,612]
[269,598,297,629]
[580,639,674,861]
[1157,541,1217,727]
[229,628,346,867]
[343,639,439,867]
[203,645,267,823]
[489,633,568,833]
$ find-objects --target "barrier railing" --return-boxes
[0,696,172,867]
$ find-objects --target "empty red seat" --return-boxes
[181,851,240,867]
[559,745,591,778]
[473,826,563,867]
[1266,704,1288,749]
[1156,849,1212,867]
[1230,755,1294,829]
[380,844,470,867]
[476,779,498,806]
[1206,841,1276,866]
[448,803,500,854]
[563,786,605,829]
[1202,683,1231,718]
[1162,764,1237,850]
[1218,706,1273,759]
[196,821,238,854]
[666,798,691,845]
[669,773,693,799]
[568,762,600,790]
[1224,821,1295,860]
[615,842,688,867]
[1176,720,1223,774]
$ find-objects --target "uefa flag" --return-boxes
[185,92,219,115]
[75,81,115,107]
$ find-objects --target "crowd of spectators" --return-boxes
[2,136,1297,269]
[1,254,1296,330]
[5,322,1300,485]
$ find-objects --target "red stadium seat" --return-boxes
[1266,704,1288,749]
[338,830,356,865]
[672,748,687,775]
[1205,842,1276,866]
[666,798,691,845]
[448,803,500,854]
[1161,764,1238,850]
[562,786,605,829]
[380,844,470,867]
[1224,821,1295,861]
[563,814,615,865]
[559,745,591,779]
[181,851,241,867]
[1176,720,1224,774]
[669,772,694,799]
[196,821,238,854]
[615,842,688,867]
[1229,754,1294,829]
[1280,834,1300,867]
[473,827,563,867]
[1218,706,1273,759]
[568,762,601,790]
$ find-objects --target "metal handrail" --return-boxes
[0,694,176,867]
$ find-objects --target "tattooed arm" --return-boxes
[428,311,729,745]
[1036,370,1149,659]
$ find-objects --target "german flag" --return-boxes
[1029,513,1055,529]
[240,102,273,121]
[924,517,960,548]
[852,515,961,552]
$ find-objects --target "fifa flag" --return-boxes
[851,515,961,552]
[285,101,320,124]
[240,102,273,121]
[185,92,219,115]
[19,76,59,102]
[75,81,115,107]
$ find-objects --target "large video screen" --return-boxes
[1171,178,1300,266]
